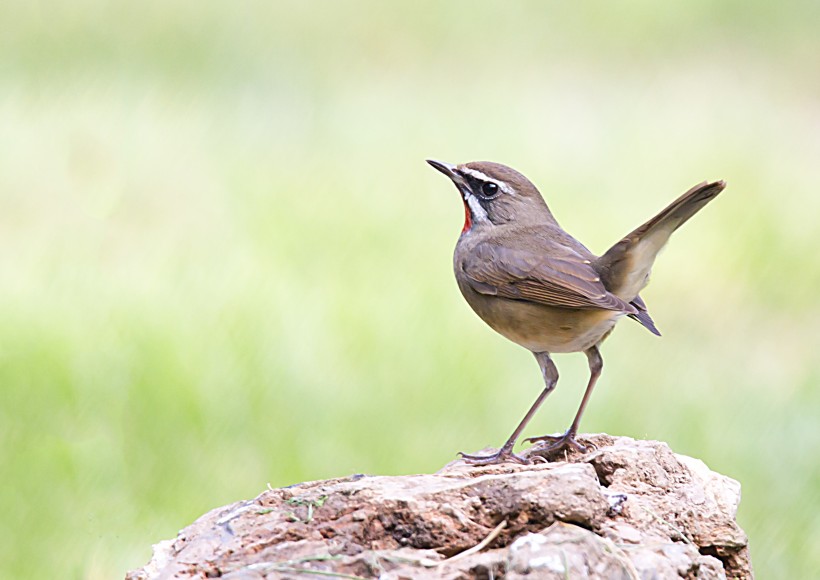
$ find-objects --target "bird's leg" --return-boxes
[460,352,558,465]
[525,345,603,454]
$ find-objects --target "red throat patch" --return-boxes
[461,198,472,233]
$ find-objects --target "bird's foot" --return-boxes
[524,430,588,456]
[458,445,529,466]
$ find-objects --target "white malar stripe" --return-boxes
[465,193,489,224]
[459,168,515,196]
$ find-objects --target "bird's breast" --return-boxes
[456,279,624,354]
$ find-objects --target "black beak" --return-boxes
[426,159,458,178]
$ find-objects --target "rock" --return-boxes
[126,435,752,579]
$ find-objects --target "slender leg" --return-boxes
[460,352,558,465]
[525,345,603,454]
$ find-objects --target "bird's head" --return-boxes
[427,160,554,234]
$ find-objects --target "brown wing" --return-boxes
[463,241,635,313]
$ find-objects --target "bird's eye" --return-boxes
[481,182,499,197]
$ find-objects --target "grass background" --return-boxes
[1,1,819,577]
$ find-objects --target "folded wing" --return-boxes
[462,240,635,313]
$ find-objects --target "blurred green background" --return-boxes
[1,1,818,578]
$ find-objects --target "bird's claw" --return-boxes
[525,431,587,454]
[458,447,529,466]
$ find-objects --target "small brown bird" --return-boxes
[428,159,725,464]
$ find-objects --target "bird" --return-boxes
[427,159,725,465]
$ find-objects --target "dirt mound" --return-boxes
[127,435,752,579]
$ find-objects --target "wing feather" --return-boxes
[463,242,634,313]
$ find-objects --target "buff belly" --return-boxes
[458,283,626,354]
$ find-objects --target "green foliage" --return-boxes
[0,2,818,578]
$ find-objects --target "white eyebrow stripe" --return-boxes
[459,168,515,196]
[459,167,492,181]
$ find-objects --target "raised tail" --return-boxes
[595,180,726,302]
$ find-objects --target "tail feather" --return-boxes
[596,180,726,301]
[628,308,661,336]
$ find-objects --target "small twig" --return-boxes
[244,556,367,579]
[215,503,255,526]
[275,555,343,566]
[250,565,366,579]
[600,536,641,580]
[431,519,508,567]
[561,548,570,580]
